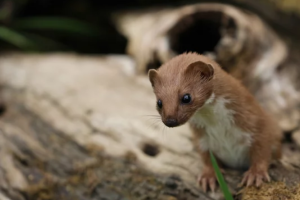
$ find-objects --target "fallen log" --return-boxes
[0,53,300,200]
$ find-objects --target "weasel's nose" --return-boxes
[164,119,179,127]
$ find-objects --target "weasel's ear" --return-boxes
[185,61,214,81]
[148,69,159,87]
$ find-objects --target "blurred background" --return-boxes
[1,0,300,55]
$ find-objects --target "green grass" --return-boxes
[0,17,100,51]
[210,150,234,200]
[0,26,37,50]
[12,17,100,37]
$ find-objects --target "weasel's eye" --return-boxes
[157,99,163,109]
[181,94,192,104]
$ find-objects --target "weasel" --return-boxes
[148,52,282,192]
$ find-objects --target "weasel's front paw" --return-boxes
[240,167,270,187]
[198,167,218,192]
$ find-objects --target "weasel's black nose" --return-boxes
[164,119,179,127]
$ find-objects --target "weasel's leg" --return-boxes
[190,125,224,192]
[240,137,272,187]
[197,150,218,192]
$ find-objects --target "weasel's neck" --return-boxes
[189,94,235,129]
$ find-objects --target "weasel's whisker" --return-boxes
[146,118,163,129]
[139,114,161,118]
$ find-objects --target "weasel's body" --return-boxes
[190,95,253,169]
[148,52,282,192]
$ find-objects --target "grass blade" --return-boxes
[210,150,234,200]
[21,32,70,51]
[0,26,37,50]
[12,17,100,36]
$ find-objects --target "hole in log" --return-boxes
[146,51,162,72]
[168,11,236,55]
[283,131,293,143]
[141,142,160,157]
[0,101,6,116]
[18,158,29,167]
[270,163,276,169]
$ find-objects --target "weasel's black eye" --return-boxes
[157,99,163,109]
[181,94,192,104]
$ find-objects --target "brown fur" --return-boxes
[148,52,282,191]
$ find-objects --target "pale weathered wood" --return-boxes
[0,53,300,200]
[0,54,213,200]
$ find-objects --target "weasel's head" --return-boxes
[148,54,215,128]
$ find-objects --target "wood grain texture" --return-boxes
[0,54,299,200]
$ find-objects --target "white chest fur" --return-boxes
[189,95,253,169]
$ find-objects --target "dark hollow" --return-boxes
[0,102,6,116]
[141,143,160,157]
[146,51,163,72]
[168,11,236,55]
